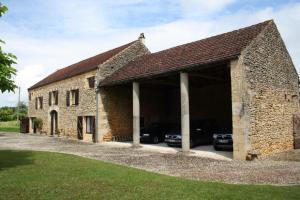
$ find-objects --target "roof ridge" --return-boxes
[55,40,137,72]
[147,20,272,56]
[28,40,137,90]
[100,20,273,86]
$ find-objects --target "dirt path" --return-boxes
[0,132,300,185]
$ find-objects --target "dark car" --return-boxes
[213,129,233,151]
[165,121,216,147]
[140,123,175,144]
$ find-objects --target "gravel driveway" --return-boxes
[0,132,300,185]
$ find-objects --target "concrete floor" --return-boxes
[104,142,233,160]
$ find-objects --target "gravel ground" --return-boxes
[0,132,300,185]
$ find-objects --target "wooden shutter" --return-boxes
[40,97,43,109]
[66,91,70,107]
[49,92,52,106]
[35,98,38,109]
[55,91,58,105]
[75,89,79,105]
[88,77,95,88]
[92,116,95,134]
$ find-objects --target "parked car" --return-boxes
[165,120,216,147]
[140,123,176,144]
[213,129,233,151]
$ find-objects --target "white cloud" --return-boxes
[180,0,236,17]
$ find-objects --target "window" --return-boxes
[86,116,95,134]
[87,76,95,88]
[66,89,79,106]
[29,93,32,101]
[35,97,43,110]
[49,90,58,106]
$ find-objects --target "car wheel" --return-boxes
[153,136,159,144]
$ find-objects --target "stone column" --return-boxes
[29,117,33,133]
[132,82,140,147]
[230,59,247,160]
[95,88,100,143]
[180,72,190,153]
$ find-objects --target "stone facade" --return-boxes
[232,21,300,159]
[28,70,97,142]
[28,39,150,143]
[97,40,150,142]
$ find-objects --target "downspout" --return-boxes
[95,85,99,143]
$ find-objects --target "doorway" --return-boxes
[77,116,83,140]
[50,110,58,135]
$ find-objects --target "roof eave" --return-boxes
[100,55,239,87]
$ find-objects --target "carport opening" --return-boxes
[139,63,232,154]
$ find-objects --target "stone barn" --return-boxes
[28,20,299,160]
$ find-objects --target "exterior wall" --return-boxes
[97,40,150,142]
[28,70,97,141]
[237,21,300,158]
[98,86,132,141]
[96,40,150,83]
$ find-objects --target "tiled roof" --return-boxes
[28,41,135,90]
[101,20,272,86]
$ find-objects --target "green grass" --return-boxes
[0,121,19,132]
[0,150,299,200]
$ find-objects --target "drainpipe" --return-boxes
[95,86,99,143]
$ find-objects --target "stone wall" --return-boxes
[96,40,150,83]
[238,21,299,158]
[97,40,150,142]
[28,70,97,142]
[98,86,132,141]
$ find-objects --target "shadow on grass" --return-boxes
[0,150,34,171]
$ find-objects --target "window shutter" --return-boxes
[35,98,38,109]
[88,77,95,88]
[92,116,95,134]
[40,97,43,109]
[55,91,58,105]
[49,92,52,106]
[66,91,70,107]
[75,89,79,105]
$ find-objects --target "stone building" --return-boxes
[28,20,299,160]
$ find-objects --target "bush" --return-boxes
[33,118,43,130]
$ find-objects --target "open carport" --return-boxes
[99,60,234,158]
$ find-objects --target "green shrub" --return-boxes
[33,118,43,130]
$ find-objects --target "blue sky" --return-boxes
[1,0,300,106]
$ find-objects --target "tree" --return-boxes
[0,2,17,93]
[13,101,28,120]
[0,106,14,121]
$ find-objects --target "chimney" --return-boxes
[138,33,145,44]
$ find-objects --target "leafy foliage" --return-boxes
[0,102,28,121]
[0,2,17,93]
[0,106,15,121]
[32,118,43,130]
[0,3,7,17]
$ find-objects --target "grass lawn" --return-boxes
[0,121,19,132]
[0,150,299,200]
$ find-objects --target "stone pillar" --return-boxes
[180,72,190,153]
[29,117,33,133]
[95,88,100,143]
[230,59,247,160]
[132,82,140,147]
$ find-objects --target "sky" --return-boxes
[1,0,300,106]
